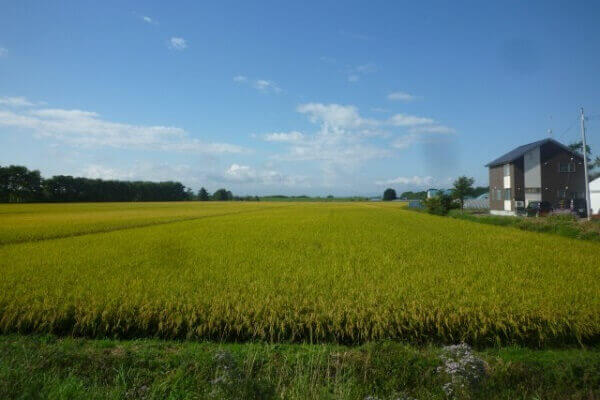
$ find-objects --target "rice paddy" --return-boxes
[0,201,599,346]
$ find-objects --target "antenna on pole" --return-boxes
[580,107,592,221]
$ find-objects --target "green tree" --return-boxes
[452,176,475,210]
[400,190,427,200]
[0,165,42,202]
[423,194,455,215]
[197,187,210,201]
[569,141,600,180]
[383,188,397,201]
[213,188,233,201]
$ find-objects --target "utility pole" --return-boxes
[580,108,592,221]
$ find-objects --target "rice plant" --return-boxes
[0,202,598,346]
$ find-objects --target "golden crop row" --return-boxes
[0,202,598,346]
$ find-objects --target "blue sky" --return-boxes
[1,0,600,196]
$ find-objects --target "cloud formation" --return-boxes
[222,164,308,186]
[169,37,187,50]
[346,63,377,82]
[297,103,377,129]
[262,131,304,143]
[0,97,244,155]
[387,91,416,102]
[141,15,155,24]
[375,175,434,186]
[0,96,35,107]
[389,113,434,126]
[234,75,281,93]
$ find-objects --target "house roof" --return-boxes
[485,138,583,167]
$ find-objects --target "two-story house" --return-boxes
[485,138,585,215]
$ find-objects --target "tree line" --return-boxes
[0,165,253,203]
[383,176,483,215]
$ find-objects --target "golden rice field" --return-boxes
[0,201,599,346]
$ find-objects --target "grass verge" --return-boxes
[1,335,599,399]
[448,210,600,242]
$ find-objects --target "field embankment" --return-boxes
[0,202,599,346]
[1,335,598,400]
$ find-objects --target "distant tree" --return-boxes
[423,194,455,215]
[197,187,210,201]
[471,186,489,198]
[568,141,592,157]
[569,141,600,180]
[400,190,427,200]
[383,188,397,201]
[326,195,334,199]
[0,165,42,202]
[452,176,475,210]
[212,188,233,201]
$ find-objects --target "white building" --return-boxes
[591,177,600,215]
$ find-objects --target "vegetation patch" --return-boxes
[0,335,598,399]
[1,202,599,346]
[449,210,600,242]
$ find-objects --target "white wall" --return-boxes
[590,178,600,215]
[524,147,541,206]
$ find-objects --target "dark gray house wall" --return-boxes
[489,165,504,211]
[512,157,525,203]
[539,141,585,207]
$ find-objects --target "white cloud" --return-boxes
[297,103,377,129]
[266,104,392,187]
[223,164,308,187]
[355,63,377,73]
[0,102,244,155]
[141,15,155,24]
[391,134,420,149]
[389,113,434,126]
[346,63,376,82]
[234,75,282,93]
[0,48,7,57]
[262,131,304,143]
[0,96,34,107]
[253,79,281,93]
[80,162,209,187]
[387,92,416,102]
[408,124,455,134]
[82,164,134,180]
[375,175,434,186]
[169,37,187,50]
[371,107,389,113]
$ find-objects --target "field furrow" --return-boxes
[1,202,599,346]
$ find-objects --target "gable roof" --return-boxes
[485,138,583,167]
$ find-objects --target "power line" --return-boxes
[557,115,579,143]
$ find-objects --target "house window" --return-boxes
[495,189,502,201]
[525,187,541,194]
[559,163,575,173]
[503,188,511,201]
[503,164,510,176]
